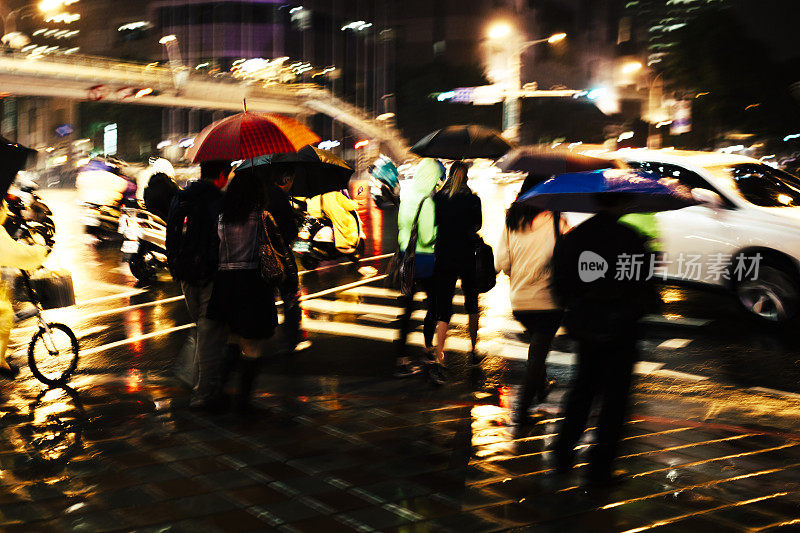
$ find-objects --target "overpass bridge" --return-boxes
[0,51,410,161]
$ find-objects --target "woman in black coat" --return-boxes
[430,161,482,385]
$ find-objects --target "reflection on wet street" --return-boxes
[2,180,800,530]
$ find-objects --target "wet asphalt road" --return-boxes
[12,179,800,399]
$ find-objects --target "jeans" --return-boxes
[181,280,227,402]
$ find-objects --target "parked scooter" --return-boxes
[291,196,366,271]
[117,159,178,283]
[76,157,137,242]
[118,206,167,283]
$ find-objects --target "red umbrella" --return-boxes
[184,111,320,163]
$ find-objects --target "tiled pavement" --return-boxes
[2,370,800,532]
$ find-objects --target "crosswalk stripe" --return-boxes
[339,285,466,306]
[301,298,471,326]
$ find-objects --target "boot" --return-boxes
[208,343,240,410]
[236,356,261,414]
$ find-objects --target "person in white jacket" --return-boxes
[0,201,47,378]
[495,196,568,425]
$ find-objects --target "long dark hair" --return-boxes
[222,169,266,224]
[441,161,469,198]
[505,173,548,231]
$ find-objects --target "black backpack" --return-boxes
[166,187,220,285]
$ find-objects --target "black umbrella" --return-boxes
[411,125,513,160]
[237,145,354,197]
[1,136,37,198]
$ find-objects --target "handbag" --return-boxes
[473,237,496,293]
[387,196,428,295]
[259,211,288,285]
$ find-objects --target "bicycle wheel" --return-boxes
[28,323,79,386]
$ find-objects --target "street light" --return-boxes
[485,24,567,142]
[2,0,77,49]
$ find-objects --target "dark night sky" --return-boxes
[731,0,800,62]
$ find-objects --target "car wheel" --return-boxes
[735,264,799,324]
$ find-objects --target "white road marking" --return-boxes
[76,289,147,307]
[642,315,711,327]
[650,369,709,381]
[80,323,196,356]
[77,295,185,321]
[75,325,110,339]
[657,338,693,350]
[301,298,470,326]
[748,387,800,400]
[299,274,388,302]
[297,252,394,276]
[339,285,466,306]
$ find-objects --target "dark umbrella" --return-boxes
[184,111,320,163]
[1,136,37,198]
[515,168,697,214]
[411,125,513,160]
[236,145,354,197]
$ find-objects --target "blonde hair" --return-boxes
[443,161,469,198]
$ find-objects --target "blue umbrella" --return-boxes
[514,168,697,214]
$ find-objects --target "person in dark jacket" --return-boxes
[166,160,229,409]
[550,194,660,485]
[266,168,310,354]
[207,170,278,413]
[431,161,483,385]
[144,171,180,221]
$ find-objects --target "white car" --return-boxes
[608,149,800,323]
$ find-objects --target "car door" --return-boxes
[628,161,738,285]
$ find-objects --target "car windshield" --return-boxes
[708,163,800,208]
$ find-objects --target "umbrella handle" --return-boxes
[243,98,247,113]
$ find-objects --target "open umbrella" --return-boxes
[515,168,697,214]
[1,136,37,198]
[236,145,353,197]
[498,147,618,177]
[184,111,320,163]
[411,125,513,160]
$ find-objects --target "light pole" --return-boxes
[486,21,566,142]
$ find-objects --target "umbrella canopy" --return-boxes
[1,136,37,198]
[515,168,697,214]
[185,112,320,163]
[236,145,353,197]
[498,147,617,176]
[411,125,513,160]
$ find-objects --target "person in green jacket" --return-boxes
[394,158,444,378]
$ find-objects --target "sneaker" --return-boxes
[428,363,448,385]
[419,347,436,365]
[293,340,313,353]
[393,362,422,378]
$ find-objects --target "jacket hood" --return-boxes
[411,158,444,196]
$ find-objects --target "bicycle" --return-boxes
[13,270,79,386]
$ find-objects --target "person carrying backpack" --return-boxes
[166,160,230,409]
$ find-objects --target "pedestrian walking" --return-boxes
[266,168,310,354]
[495,191,568,424]
[430,161,483,385]
[166,160,229,409]
[207,170,279,413]
[550,195,659,485]
[394,158,443,378]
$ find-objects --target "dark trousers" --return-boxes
[553,328,638,478]
[396,277,437,358]
[513,310,563,412]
